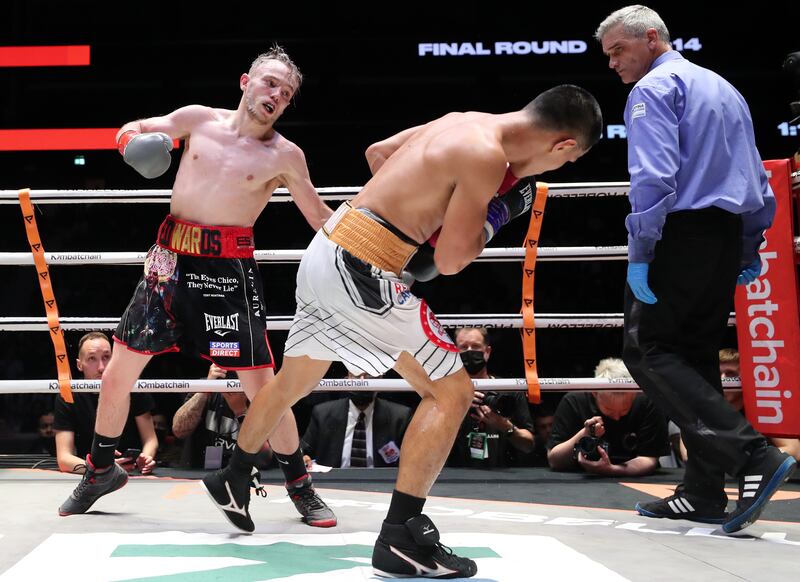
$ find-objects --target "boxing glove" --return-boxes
[118,130,174,179]
[404,229,440,282]
[483,169,534,243]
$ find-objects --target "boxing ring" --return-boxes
[1,182,799,581]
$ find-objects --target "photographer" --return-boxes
[172,363,253,469]
[55,332,157,475]
[547,358,668,476]
[172,363,273,470]
[446,327,534,468]
[785,50,800,164]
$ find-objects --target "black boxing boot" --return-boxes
[372,514,477,578]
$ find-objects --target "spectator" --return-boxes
[658,419,685,469]
[447,327,534,468]
[172,364,271,469]
[672,349,800,463]
[0,393,54,437]
[547,357,669,476]
[28,411,56,456]
[291,373,338,439]
[151,410,182,468]
[151,412,169,448]
[718,348,741,382]
[302,373,412,468]
[54,332,157,475]
[527,402,557,467]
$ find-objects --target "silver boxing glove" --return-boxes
[118,131,173,179]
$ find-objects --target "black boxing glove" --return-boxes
[404,229,440,282]
[483,168,534,243]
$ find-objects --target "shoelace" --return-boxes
[434,542,455,557]
[432,542,473,568]
[71,466,106,498]
[250,472,267,498]
[72,472,94,497]
[292,485,324,510]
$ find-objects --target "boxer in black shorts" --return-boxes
[58,47,336,527]
[116,215,274,370]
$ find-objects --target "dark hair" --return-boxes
[77,331,111,355]
[532,403,556,418]
[524,84,603,150]
[455,326,491,347]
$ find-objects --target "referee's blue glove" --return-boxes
[627,262,657,304]
[737,258,761,285]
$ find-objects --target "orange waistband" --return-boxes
[323,203,417,274]
[156,214,254,258]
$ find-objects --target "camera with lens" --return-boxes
[783,51,800,130]
[574,435,609,461]
[481,391,516,418]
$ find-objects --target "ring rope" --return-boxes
[0,181,752,398]
[6,242,793,265]
[0,182,631,204]
[4,185,794,251]
[0,377,742,394]
[0,313,738,331]
[0,246,630,266]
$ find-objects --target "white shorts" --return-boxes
[283,231,463,381]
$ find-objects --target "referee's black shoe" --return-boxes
[723,446,797,533]
[635,484,727,524]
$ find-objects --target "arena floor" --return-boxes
[1,466,798,581]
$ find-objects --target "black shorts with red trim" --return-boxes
[114,215,273,370]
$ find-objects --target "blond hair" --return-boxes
[594,357,632,380]
[249,45,303,91]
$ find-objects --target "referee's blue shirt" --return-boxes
[624,50,775,264]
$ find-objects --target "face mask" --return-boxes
[348,391,376,407]
[460,350,487,375]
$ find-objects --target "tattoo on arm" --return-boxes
[173,393,208,437]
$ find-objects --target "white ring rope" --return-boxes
[7,241,796,262]
[2,183,795,254]
[0,181,753,395]
[0,182,631,204]
[0,246,629,265]
[0,377,743,394]
[0,313,737,331]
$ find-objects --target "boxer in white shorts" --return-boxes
[203,84,602,578]
[284,203,462,380]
